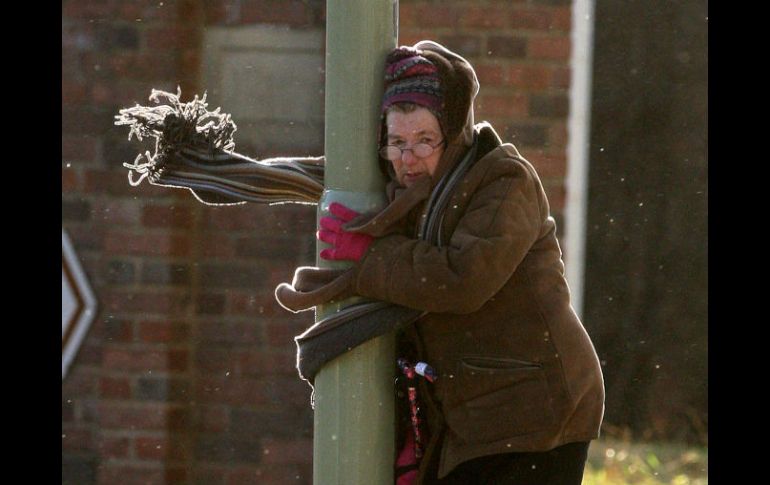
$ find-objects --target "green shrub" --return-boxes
[583,439,708,484]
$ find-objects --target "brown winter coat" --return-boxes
[352,123,605,480]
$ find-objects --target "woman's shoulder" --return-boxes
[471,142,538,187]
[473,122,533,173]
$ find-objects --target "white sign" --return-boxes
[62,228,97,379]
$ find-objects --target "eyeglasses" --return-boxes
[379,139,445,161]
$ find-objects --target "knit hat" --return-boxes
[414,41,479,146]
[381,47,444,124]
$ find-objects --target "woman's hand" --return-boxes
[317,202,374,261]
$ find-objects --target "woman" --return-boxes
[315,41,605,484]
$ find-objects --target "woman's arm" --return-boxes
[353,157,545,314]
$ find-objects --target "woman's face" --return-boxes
[385,107,445,187]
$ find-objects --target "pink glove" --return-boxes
[317,202,374,261]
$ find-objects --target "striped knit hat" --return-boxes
[381,47,444,123]
[379,42,479,149]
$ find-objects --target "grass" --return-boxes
[583,438,708,484]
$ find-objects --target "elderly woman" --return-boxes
[312,41,605,485]
[117,40,604,485]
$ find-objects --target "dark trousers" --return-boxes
[429,441,590,485]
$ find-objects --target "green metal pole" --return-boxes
[314,0,398,483]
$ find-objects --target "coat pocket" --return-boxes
[444,356,556,443]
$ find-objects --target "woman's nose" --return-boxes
[402,149,418,165]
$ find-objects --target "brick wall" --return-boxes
[62,1,574,483]
[400,0,573,220]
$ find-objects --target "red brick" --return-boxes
[142,204,195,228]
[98,403,188,430]
[193,465,228,484]
[62,167,78,192]
[227,465,307,485]
[487,35,528,59]
[241,0,314,26]
[62,427,93,452]
[229,291,276,317]
[552,66,571,88]
[65,225,106,253]
[195,348,236,374]
[416,5,458,29]
[84,169,165,198]
[198,234,236,258]
[165,467,189,483]
[459,6,508,29]
[64,104,118,136]
[195,376,268,406]
[62,135,98,164]
[549,122,569,148]
[102,347,188,373]
[91,81,114,105]
[63,0,114,19]
[63,399,75,422]
[116,1,143,21]
[73,343,103,367]
[202,2,231,25]
[116,0,179,22]
[508,65,553,90]
[179,48,202,86]
[475,63,506,86]
[227,466,265,485]
[135,435,190,460]
[102,318,134,342]
[265,320,307,347]
[197,321,263,346]
[100,376,132,399]
[146,26,200,51]
[203,204,274,231]
[260,375,312,408]
[398,31,436,48]
[104,231,192,258]
[440,34,483,58]
[529,36,571,60]
[109,52,178,82]
[107,51,133,76]
[102,289,190,315]
[544,183,566,211]
[552,6,573,31]
[97,465,165,485]
[476,93,528,118]
[529,153,567,179]
[102,347,164,372]
[169,349,190,373]
[398,3,418,28]
[259,438,313,465]
[510,6,553,30]
[81,399,100,424]
[62,369,98,396]
[62,80,89,105]
[138,321,190,343]
[98,435,131,458]
[195,405,230,432]
[92,199,142,226]
[239,350,296,377]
